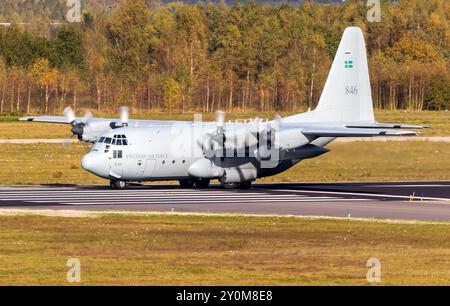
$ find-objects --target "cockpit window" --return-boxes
[111,134,129,146]
[104,137,112,144]
[98,137,105,143]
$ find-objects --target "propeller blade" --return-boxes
[63,106,76,123]
[63,136,74,150]
[215,111,225,129]
[120,106,129,126]
[82,112,93,124]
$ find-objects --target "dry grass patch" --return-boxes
[0,214,448,285]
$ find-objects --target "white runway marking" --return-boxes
[0,187,372,206]
[365,184,449,188]
[1,185,449,221]
[62,199,371,205]
[281,189,450,202]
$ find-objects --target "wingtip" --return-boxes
[19,117,34,122]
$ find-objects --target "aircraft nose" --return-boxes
[81,152,107,178]
[81,153,96,173]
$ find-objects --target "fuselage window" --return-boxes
[117,139,123,146]
[112,139,116,145]
[113,150,123,159]
[123,140,128,146]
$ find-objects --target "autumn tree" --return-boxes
[30,58,57,114]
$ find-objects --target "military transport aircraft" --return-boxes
[21,27,427,189]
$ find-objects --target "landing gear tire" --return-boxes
[179,179,195,189]
[194,178,210,189]
[238,181,252,190]
[221,182,239,189]
[220,181,252,190]
[110,180,129,190]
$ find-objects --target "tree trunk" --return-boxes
[260,88,264,112]
[27,85,31,114]
[245,68,250,111]
[206,76,210,113]
[45,84,49,114]
[10,78,15,113]
[309,47,317,108]
[73,84,77,111]
[0,82,5,113]
[228,77,233,111]
[16,83,21,113]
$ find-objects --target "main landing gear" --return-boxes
[178,178,211,189]
[110,180,129,190]
[221,181,253,190]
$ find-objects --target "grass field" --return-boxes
[0,213,448,285]
[0,111,448,139]
[0,141,449,186]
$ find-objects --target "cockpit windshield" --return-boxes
[96,135,128,146]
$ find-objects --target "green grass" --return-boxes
[0,141,449,186]
[0,214,448,285]
[0,110,448,139]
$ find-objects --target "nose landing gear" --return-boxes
[110,180,129,190]
[178,178,211,189]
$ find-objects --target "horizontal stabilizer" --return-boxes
[302,127,419,137]
[346,123,429,129]
[20,116,72,124]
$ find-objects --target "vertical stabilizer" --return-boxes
[284,27,375,123]
[315,27,374,122]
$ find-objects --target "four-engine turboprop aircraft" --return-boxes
[21,27,427,189]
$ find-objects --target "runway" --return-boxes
[0,182,449,221]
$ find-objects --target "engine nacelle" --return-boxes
[188,158,224,179]
[79,121,113,143]
[221,167,257,183]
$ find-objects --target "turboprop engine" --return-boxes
[64,106,130,143]
[204,112,312,160]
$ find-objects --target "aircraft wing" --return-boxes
[19,116,177,126]
[20,116,73,124]
[346,122,429,129]
[301,127,419,137]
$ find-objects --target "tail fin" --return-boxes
[315,27,374,122]
[284,27,375,123]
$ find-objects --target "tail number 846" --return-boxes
[345,85,358,95]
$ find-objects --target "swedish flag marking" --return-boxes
[345,60,353,68]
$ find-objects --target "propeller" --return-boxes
[215,111,225,132]
[254,114,282,161]
[63,106,76,123]
[202,111,226,158]
[119,106,129,126]
[62,106,94,148]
